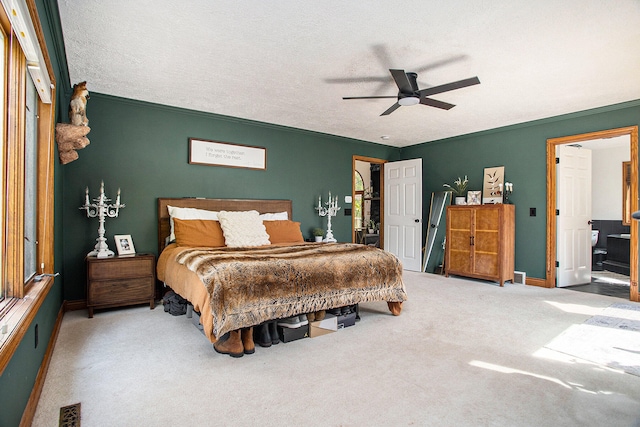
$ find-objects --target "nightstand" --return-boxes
[86,253,156,318]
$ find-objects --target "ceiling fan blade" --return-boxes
[420,97,455,110]
[389,69,415,93]
[343,95,397,100]
[419,76,480,97]
[380,102,401,116]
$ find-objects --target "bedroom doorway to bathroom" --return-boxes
[546,126,639,302]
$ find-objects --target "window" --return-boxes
[24,73,37,283]
[355,170,364,191]
[354,170,364,230]
[0,0,56,375]
[0,23,5,301]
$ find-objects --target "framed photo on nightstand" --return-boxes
[114,234,136,256]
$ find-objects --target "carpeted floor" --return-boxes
[544,302,640,376]
[33,272,640,426]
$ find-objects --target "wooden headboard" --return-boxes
[157,198,293,253]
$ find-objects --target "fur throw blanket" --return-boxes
[176,243,407,337]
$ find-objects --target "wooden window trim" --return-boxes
[5,31,27,299]
[0,0,56,376]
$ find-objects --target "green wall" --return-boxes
[61,94,400,300]
[402,100,640,279]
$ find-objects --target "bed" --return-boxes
[156,197,407,343]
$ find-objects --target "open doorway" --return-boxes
[546,126,639,303]
[569,137,630,298]
[352,156,386,247]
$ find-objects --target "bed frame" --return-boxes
[157,197,403,340]
[157,198,293,253]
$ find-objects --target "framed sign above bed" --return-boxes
[189,138,266,170]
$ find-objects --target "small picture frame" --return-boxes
[467,191,481,205]
[114,234,136,256]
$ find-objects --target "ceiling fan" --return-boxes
[343,69,480,116]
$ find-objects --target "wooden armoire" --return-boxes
[445,204,515,286]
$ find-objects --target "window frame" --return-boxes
[0,0,56,376]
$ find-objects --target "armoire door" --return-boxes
[447,207,473,273]
[473,206,501,277]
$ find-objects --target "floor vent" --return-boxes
[514,271,526,285]
[59,402,81,427]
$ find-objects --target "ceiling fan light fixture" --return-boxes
[398,96,419,106]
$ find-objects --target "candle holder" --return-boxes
[80,181,125,258]
[503,182,513,204]
[315,192,341,243]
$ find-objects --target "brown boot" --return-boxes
[387,302,402,316]
[314,310,326,321]
[214,330,244,358]
[241,327,255,354]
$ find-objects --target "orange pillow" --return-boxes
[173,218,226,247]
[264,220,304,244]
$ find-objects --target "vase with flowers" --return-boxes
[443,176,469,205]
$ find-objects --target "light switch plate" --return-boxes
[344,195,352,203]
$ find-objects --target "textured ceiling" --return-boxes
[57,0,640,148]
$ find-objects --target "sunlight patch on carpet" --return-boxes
[544,303,640,377]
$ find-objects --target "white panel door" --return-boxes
[384,158,422,271]
[557,145,592,287]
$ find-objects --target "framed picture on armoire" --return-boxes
[467,191,481,205]
[482,166,504,204]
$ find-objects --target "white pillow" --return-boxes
[217,210,271,248]
[259,211,289,221]
[167,205,219,242]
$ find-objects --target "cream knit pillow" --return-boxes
[217,210,271,247]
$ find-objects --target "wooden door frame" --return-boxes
[546,126,639,302]
[352,155,387,246]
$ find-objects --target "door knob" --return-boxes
[587,220,593,225]
[414,219,420,223]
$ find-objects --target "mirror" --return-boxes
[422,191,451,272]
[623,161,631,226]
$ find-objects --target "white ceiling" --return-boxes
[57,0,640,148]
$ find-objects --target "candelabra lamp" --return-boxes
[80,181,125,258]
[315,191,341,243]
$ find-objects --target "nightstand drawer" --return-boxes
[88,256,154,280]
[88,278,154,305]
